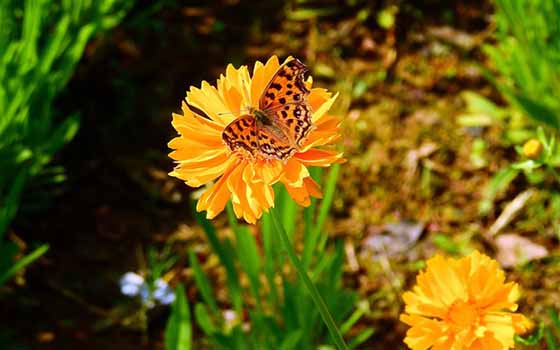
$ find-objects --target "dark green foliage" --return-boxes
[0,0,133,286]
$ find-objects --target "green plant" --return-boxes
[516,309,560,349]
[485,0,560,130]
[477,128,560,225]
[116,243,178,335]
[165,284,193,350]
[0,0,133,287]
[457,92,560,232]
[178,166,373,350]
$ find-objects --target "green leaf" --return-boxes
[287,7,339,20]
[515,93,560,131]
[194,207,242,313]
[261,211,279,305]
[303,164,340,268]
[279,330,303,350]
[194,303,217,335]
[188,250,218,314]
[461,91,506,120]
[315,164,340,236]
[340,302,368,335]
[512,160,543,170]
[165,284,192,350]
[233,225,262,302]
[0,243,49,286]
[479,167,520,215]
[42,113,80,157]
[545,327,558,350]
[432,234,460,254]
[0,169,27,238]
[347,328,375,349]
[549,308,560,331]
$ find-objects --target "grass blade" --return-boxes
[165,284,192,350]
[188,250,218,314]
[0,243,48,286]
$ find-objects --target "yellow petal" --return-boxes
[283,180,311,207]
[226,162,262,224]
[186,81,231,126]
[512,314,534,334]
[197,161,239,218]
[171,152,233,187]
[243,163,275,210]
[303,177,322,198]
[251,56,280,107]
[218,74,244,118]
[282,158,309,187]
[312,92,338,123]
[295,149,345,167]
[308,87,332,111]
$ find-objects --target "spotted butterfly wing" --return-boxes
[222,58,315,160]
[259,59,311,110]
[259,59,314,147]
[222,115,259,158]
[222,114,297,160]
[252,110,299,160]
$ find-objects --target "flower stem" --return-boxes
[270,209,348,350]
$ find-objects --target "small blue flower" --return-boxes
[119,272,145,296]
[119,272,175,308]
[153,279,175,305]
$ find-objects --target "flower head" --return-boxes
[168,56,343,223]
[400,251,532,350]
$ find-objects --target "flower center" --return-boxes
[447,300,480,328]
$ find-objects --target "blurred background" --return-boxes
[1,0,560,349]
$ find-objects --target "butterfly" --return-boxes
[222,58,314,161]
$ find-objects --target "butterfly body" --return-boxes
[222,59,314,161]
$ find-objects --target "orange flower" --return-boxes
[168,56,343,224]
[400,251,532,350]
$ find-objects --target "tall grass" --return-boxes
[485,0,560,130]
[166,166,374,350]
[0,0,133,286]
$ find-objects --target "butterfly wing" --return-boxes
[259,59,314,148]
[256,120,298,160]
[259,58,311,110]
[222,115,259,157]
[270,102,314,147]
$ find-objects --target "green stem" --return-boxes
[270,208,348,350]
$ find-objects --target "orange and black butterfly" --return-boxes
[222,58,314,160]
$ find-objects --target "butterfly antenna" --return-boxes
[218,107,251,116]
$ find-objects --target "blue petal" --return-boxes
[119,272,145,296]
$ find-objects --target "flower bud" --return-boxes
[522,139,542,159]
